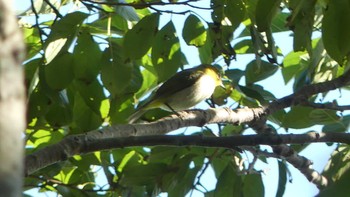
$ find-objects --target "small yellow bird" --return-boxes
[128,64,223,123]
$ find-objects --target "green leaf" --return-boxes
[164,155,203,197]
[168,167,201,197]
[73,32,101,82]
[245,60,278,84]
[122,163,168,185]
[214,163,241,197]
[27,86,51,122]
[282,106,314,129]
[244,0,258,23]
[320,146,350,196]
[71,154,101,172]
[124,13,159,59]
[183,14,207,46]
[234,39,254,54]
[256,0,282,32]
[150,147,186,164]
[322,115,350,133]
[212,85,230,106]
[322,0,350,65]
[268,109,287,126]
[71,79,106,115]
[309,109,340,125]
[230,87,260,107]
[271,12,289,33]
[44,52,74,90]
[86,13,128,35]
[198,32,214,64]
[225,0,246,31]
[211,0,225,23]
[211,157,229,179]
[44,12,88,64]
[24,58,40,90]
[23,27,41,59]
[245,84,276,104]
[72,93,102,133]
[287,0,315,52]
[135,68,157,100]
[45,103,72,127]
[243,174,264,197]
[238,85,266,104]
[282,51,308,84]
[225,69,245,85]
[100,44,133,96]
[152,21,183,82]
[276,161,287,197]
[221,124,244,136]
[31,129,64,148]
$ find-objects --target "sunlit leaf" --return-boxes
[44,12,88,64]
[320,146,350,196]
[183,14,207,46]
[282,51,309,84]
[152,21,182,82]
[225,0,246,31]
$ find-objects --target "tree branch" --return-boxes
[80,0,202,9]
[304,101,350,111]
[267,69,350,113]
[249,119,328,188]
[25,131,350,175]
[42,0,63,18]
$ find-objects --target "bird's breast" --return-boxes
[160,75,217,111]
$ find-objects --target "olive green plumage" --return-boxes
[128,64,222,123]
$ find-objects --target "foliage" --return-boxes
[19,0,350,196]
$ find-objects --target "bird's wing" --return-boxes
[134,67,204,111]
[154,68,204,100]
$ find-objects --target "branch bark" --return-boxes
[25,131,349,175]
[0,0,26,196]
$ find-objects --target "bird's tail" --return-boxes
[127,108,147,123]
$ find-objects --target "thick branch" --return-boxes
[25,131,349,176]
[25,107,264,175]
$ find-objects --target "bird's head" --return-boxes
[199,64,223,87]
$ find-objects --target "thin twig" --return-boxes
[30,0,45,50]
[81,1,108,13]
[81,0,201,8]
[304,101,350,111]
[43,0,63,18]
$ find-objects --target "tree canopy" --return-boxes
[12,0,350,196]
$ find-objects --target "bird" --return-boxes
[128,64,223,123]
